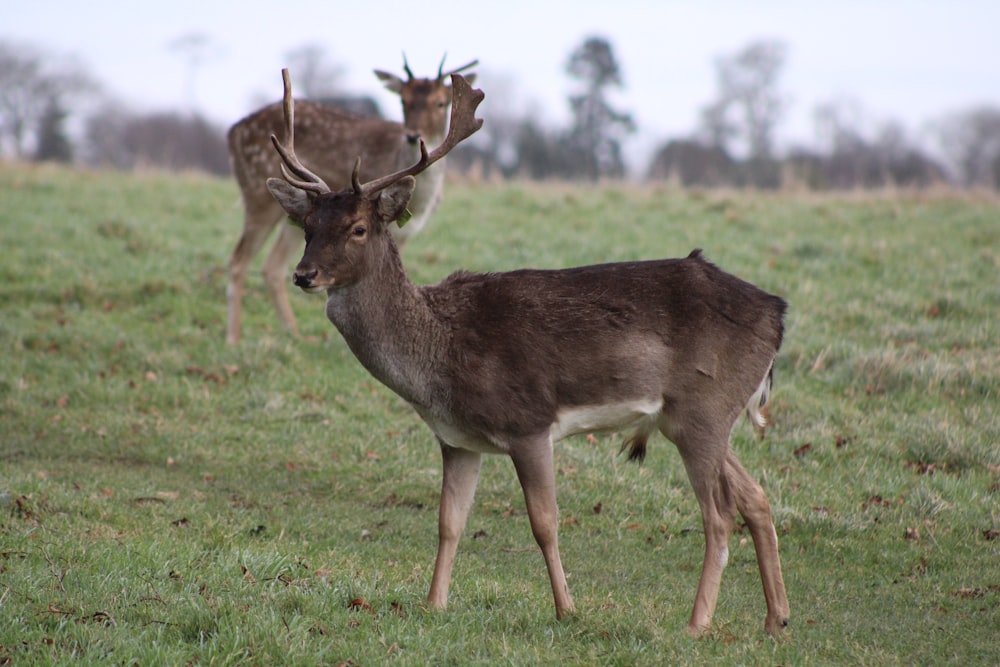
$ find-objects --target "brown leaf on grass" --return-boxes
[241,565,256,583]
[835,435,850,449]
[982,529,1000,541]
[904,527,920,541]
[592,502,603,515]
[863,494,899,509]
[951,585,1000,599]
[793,443,812,458]
[348,597,374,614]
[89,610,116,627]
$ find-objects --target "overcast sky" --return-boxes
[6,0,999,168]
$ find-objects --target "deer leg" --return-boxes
[427,442,482,610]
[262,222,304,337]
[510,435,574,619]
[724,452,790,635]
[227,209,281,344]
[674,437,738,637]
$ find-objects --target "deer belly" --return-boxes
[551,398,663,442]
[418,411,508,455]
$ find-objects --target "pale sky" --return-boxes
[6,0,999,170]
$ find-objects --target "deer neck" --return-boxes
[392,161,445,241]
[324,244,444,407]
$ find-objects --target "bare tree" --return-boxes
[700,40,787,186]
[82,104,229,174]
[284,44,346,99]
[564,36,636,180]
[0,40,97,158]
[785,100,946,189]
[168,32,222,113]
[935,106,1000,188]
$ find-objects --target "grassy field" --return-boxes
[1,163,998,665]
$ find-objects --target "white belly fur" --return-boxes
[415,398,663,456]
[551,398,663,442]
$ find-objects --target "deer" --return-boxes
[225,56,478,344]
[264,68,791,637]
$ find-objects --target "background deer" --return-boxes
[266,70,791,636]
[225,56,477,344]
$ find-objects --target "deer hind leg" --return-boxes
[510,435,574,619]
[428,442,482,610]
[262,222,305,337]
[227,206,282,344]
[670,431,739,637]
[724,451,790,635]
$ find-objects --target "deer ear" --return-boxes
[375,176,416,223]
[373,70,404,94]
[266,178,311,226]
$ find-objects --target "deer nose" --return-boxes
[293,270,317,288]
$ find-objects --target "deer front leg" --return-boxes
[510,436,574,619]
[427,442,482,610]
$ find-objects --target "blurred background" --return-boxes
[4,0,999,189]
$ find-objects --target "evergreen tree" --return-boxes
[34,97,73,163]
[564,36,635,180]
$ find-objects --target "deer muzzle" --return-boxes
[293,269,319,290]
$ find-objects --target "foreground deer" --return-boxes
[266,69,790,636]
[225,56,478,344]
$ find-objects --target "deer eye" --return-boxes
[352,224,367,237]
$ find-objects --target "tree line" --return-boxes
[2,37,998,189]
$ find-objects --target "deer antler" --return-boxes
[438,58,479,82]
[402,53,415,81]
[270,68,331,195]
[356,74,484,196]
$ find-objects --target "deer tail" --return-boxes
[746,364,775,430]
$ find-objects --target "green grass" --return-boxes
[2,163,998,665]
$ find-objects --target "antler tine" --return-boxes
[402,52,415,81]
[358,74,484,197]
[269,68,331,195]
[437,53,447,80]
[440,59,479,80]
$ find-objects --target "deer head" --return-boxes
[265,68,484,291]
[373,55,478,141]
